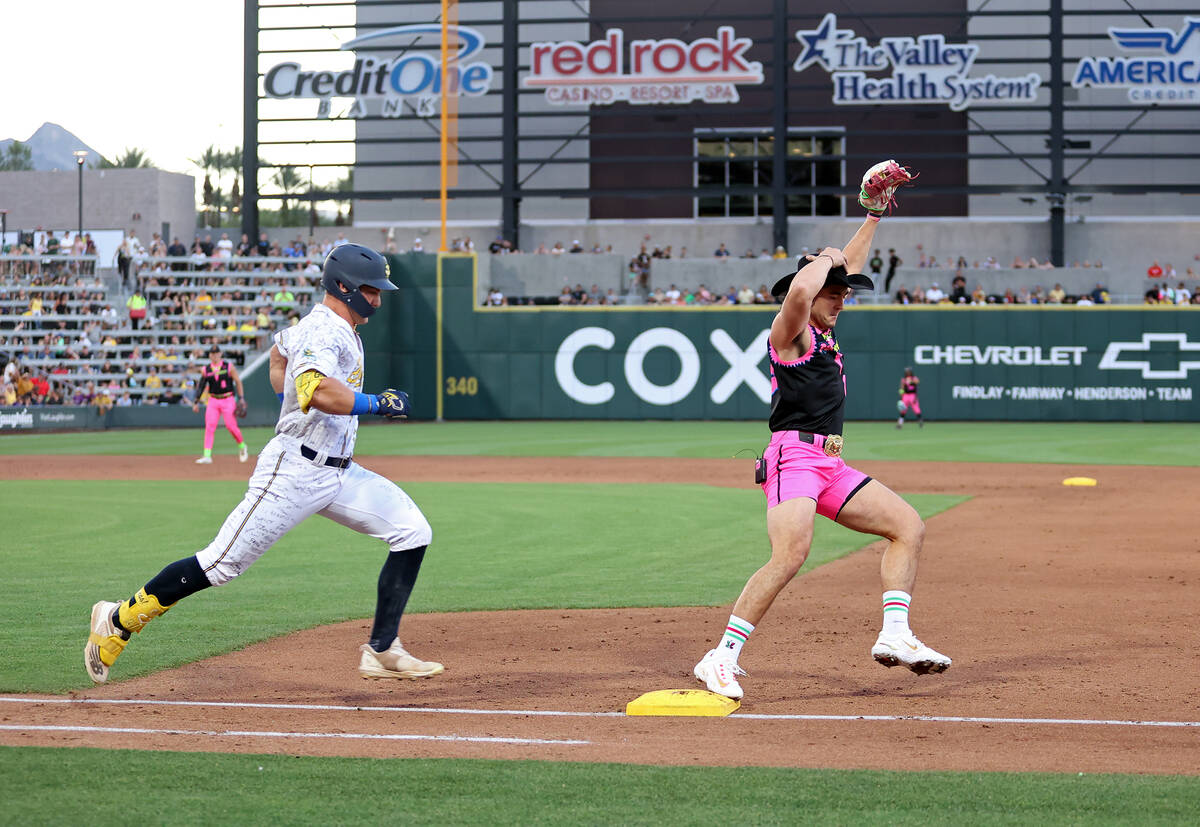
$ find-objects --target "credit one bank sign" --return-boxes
[262,24,494,118]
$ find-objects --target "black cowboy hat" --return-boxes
[771,256,875,301]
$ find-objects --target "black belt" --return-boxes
[300,444,352,469]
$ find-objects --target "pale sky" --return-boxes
[3,1,247,177]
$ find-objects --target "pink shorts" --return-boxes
[901,393,921,415]
[762,430,872,519]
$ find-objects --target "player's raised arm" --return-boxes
[846,160,917,273]
[770,248,846,352]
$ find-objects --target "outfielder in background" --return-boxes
[694,161,951,701]
[192,345,249,464]
[86,243,443,684]
[897,366,924,429]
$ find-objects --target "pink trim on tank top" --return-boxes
[769,327,816,367]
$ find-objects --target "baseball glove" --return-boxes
[858,160,918,215]
[235,399,247,418]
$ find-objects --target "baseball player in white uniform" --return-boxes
[86,243,442,684]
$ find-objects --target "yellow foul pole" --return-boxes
[439,0,454,253]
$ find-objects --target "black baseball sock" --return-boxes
[112,556,210,634]
[368,546,427,653]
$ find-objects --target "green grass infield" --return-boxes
[2,479,964,693]
[3,748,1199,825]
[0,420,1195,465]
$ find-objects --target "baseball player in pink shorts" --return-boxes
[192,345,249,464]
[897,367,923,429]
[694,161,951,700]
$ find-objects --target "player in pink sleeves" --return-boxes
[897,367,923,429]
[192,345,249,464]
[693,161,950,701]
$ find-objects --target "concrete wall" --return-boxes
[268,216,1200,301]
[0,168,195,250]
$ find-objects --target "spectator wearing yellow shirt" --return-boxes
[272,283,296,314]
[126,289,148,330]
[144,367,163,400]
[194,289,214,315]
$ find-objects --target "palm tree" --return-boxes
[190,145,221,226]
[97,148,154,168]
[0,141,34,171]
[223,147,243,217]
[272,165,304,225]
[328,170,354,225]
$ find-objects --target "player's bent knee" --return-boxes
[201,561,241,587]
[387,517,432,552]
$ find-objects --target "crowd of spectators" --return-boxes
[1,228,332,412]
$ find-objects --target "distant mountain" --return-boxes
[0,123,105,171]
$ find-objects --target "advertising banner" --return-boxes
[372,257,1198,423]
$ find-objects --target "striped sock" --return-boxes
[719,615,754,661]
[882,590,912,636]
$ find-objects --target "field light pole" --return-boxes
[73,150,88,238]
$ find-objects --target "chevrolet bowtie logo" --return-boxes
[1098,333,1200,380]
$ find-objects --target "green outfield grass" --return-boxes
[4,748,1199,825]
[1,479,963,693]
[0,420,1196,465]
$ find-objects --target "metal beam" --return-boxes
[1048,0,1065,267]
[241,0,259,245]
[771,0,788,252]
[500,3,520,249]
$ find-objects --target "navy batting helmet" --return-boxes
[321,243,396,318]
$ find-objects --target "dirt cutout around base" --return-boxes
[5,455,1200,774]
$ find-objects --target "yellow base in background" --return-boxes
[625,689,740,717]
[1062,477,1098,487]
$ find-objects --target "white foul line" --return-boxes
[1,697,1197,728]
[0,723,588,746]
[0,697,622,717]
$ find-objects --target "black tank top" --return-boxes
[201,361,236,397]
[902,378,918,394]
[768,325,846,435]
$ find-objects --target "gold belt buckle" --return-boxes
[823,434,844,458]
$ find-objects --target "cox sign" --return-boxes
[555,326,771,406]
[264,24,494,118]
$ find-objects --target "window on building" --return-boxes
[694,129,845,218]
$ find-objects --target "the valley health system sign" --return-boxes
[794,13,1041,110]
[525,27,764,105]
[262,24,494,118]
[1072,18,1200,104]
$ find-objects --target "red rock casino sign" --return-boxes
[524,27,764,105]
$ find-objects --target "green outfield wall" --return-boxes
[368,254,1199,424]
[10,253,1192,431]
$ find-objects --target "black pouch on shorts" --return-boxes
[754,456,767,485]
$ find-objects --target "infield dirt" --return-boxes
[4,456,1199,774]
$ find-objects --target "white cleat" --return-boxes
[359,641,444,680]
[693,648,746,699]
[84,600,128,684]
[872,632,951,675]
[195,456,213,464]
[238,442,249,463]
